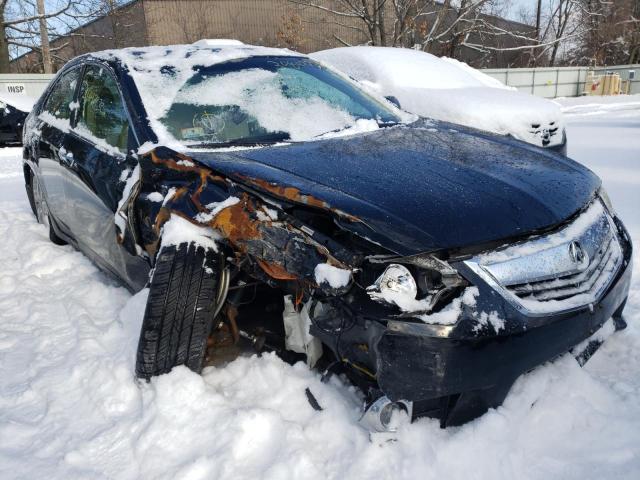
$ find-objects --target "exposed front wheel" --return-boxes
[136,242,222,379]
[27,170,66,245]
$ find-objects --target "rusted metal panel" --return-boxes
[135,147,353,292]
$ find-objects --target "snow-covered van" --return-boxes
[311,46,568,155]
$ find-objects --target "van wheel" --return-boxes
[136,242,221,379]
[27,170,66,245]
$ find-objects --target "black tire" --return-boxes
[136,242,221,379]
[27,170,66,245]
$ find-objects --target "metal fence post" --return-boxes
[531,69,536,94]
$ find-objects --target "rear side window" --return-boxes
[43,68,80,119]
[77,65,129,153]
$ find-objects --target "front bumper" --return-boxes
[374,221,632,425]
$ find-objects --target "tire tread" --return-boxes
[136,242,220,379]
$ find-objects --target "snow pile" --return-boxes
[161,215,220,251]
[562,96,640,234]
[418,286,480,326]
[311,46,564,147]
[314,263,351,288]
[194,196,240,223]
[1,116,640,480]
[555,94,640,117]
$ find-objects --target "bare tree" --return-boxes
[289,0,572,67]
[1,0,127,73]
[570,0,640,65]
[288,0,392,47]
[418,0,497,57]
[277,12,306,51]
[35,0,52,73]
[1,0,77,72]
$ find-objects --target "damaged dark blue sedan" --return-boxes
[22,41,632,430]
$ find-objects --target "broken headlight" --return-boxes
[366,264,418,303]
[365,255,467,315]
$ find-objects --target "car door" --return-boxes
[33,67,82,232]
[62,63,149,290]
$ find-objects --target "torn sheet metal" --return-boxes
[127,146,355,292]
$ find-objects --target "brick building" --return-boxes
[11,0,534,72]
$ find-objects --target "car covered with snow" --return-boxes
[310,46,568,155]
[0,93,33,146]
[22,42,631,430]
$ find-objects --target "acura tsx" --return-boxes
[22,41,632,430]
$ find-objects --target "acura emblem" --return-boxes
[569,241,587,264]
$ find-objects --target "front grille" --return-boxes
[463,200,624,315]
[507,227,619,303]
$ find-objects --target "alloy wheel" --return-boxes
[32,175,51,231]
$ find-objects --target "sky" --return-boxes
[504,0,537,22]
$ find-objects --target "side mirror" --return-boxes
[384,95,401,109]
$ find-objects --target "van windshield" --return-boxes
[158,56,401,146]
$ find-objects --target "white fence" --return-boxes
[481,64,640,98]
[0,74,55,102]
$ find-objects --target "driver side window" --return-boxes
[77,65,130,153]
[43,68,80,120]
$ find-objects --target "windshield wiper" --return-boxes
[187,133,290,149]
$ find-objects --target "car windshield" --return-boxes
[158,56,401,147]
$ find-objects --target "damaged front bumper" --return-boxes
[373,214,633,427]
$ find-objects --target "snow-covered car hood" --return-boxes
[392,86,565,148]
[189,118,598,256]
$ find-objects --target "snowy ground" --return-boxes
[1,98,639,479]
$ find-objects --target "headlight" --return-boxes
[366,264,418,304]
[598,187,616,216]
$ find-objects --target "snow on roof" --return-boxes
[93,43,301,145]
[310,46,508,90]
[192,39,245,47]
[438,56,511,90]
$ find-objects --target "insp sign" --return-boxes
[6,84,26,95]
